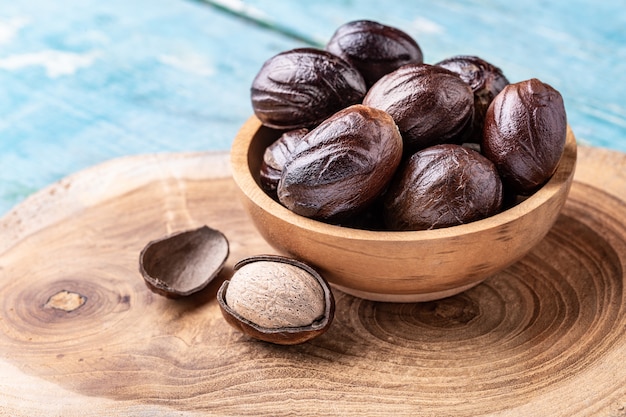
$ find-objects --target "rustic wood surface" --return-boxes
[0,146,625,416]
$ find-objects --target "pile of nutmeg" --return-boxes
[251,20,567,231]
[140,21,569,346]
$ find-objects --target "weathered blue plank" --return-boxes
[0,0,297,215]
[230,0,626,152]
[0,0,625,216]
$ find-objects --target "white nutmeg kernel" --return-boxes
[225,260,325,329]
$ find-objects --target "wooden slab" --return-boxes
[0,146,625,416]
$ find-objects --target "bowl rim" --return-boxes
[231,115,577,243]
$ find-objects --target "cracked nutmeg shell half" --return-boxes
[363,63,475,154]
[217,255,335,345]
[250,47,367,130]
[277,104,403,221]
[436,55,509,143]
[325,19,423,88]
[384,144,503,231]
[482,78,567,195]
[139,225,229,298]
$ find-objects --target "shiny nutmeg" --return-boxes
[436,55,509,143]
[363,63,475,154]
[259,128,309,196]
[250,48,367,130]
[326,19,423,88]
[276,104,403,221]
[217,255,335,345]
[384,144,503,231]
[482,78,567,195]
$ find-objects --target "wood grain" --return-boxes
[0,147,625,416]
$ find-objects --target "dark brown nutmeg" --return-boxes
[139,226,229,298]
[217,255,335,345]
[325,19,423,88]
[277,104,403,221]
[482,78,567,195]
[250,48,367,130]
[363,63,474,154]
[259,128,309,196]
[436,55,509,142]
[384,144,503,231]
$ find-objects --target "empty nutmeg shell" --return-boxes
[217,255,335,345]
[482,78,567,195]
[139,225,229,298]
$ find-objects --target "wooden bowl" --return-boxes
[230,116,578,302]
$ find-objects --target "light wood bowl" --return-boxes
[230,116,577,302]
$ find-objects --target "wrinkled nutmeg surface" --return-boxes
[259,128,309,195]
[326,19,423,88]
[277,104,403,221]
[250,48,367,130]
[436,55,509,143]
[482,78,567,195]
[225,261,325,329]
[363,63,474,153]
[217,255,335,345]
[384,144,503,231]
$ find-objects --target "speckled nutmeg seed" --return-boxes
[217,255,335,345]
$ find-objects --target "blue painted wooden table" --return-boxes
[1,0,625,216]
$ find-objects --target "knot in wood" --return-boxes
[421,296,480,327]
[44,290,87,312]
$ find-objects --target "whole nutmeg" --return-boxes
[482,78,567,195]
[436,55,509,143]
[325,19,423,88]
[277,104,403,221]
[384,144,503,231]
[259,128,309,196]
[250,48,367,130]
[217,255,335,345]
[363,63,475,154]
